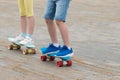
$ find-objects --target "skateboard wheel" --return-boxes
[57,61,63,67]
[31,49,36,54]
[41,55,47,61]
[16,45,21,50]
[66,60,72,66]
[23,49,36,55]
[27,49,36,54]
[49,56,55,61]
[8,45,13,50]
[23,50,28,55]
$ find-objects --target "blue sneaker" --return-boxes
[41,44,61,54]
[55,45,74,57]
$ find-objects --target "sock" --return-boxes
[53,43,60,47]
[67,46,71,50]
[21,33,26,37]
[65,45,71,50]
[27,34,32,38]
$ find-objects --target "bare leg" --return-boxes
[45,19,58,44]
[21,16,27,33]
[56,20,70,47]
[18,16,35,45]
[27,16,35,34]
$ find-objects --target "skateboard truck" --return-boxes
[8,43,21,50]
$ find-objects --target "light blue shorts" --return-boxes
[44,0,70,22]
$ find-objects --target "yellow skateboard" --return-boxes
[8,37,36,55]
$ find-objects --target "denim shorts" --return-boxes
[44,0,70,22]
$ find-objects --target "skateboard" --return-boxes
[8,37,36,55]
[40,47,72,67]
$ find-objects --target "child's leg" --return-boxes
[55,0,70,47]
[54,0,74,57]
[11,0,27,43]
[24,0,35,36]
[18,0,35,45]
[44,0,58,44]
[27,16,35,35]
[45,19,58,44]
[41,0,60,54]
[18,0,27,33]
[21,16,27,33]
[56,20,70,47]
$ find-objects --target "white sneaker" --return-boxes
[19,36,34,45]
[12,34,25,43]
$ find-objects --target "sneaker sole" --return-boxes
[55,53,74,57]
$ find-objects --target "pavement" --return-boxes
[0,0,120,80]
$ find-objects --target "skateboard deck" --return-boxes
[40,47,72,67]
[8,37,36,55]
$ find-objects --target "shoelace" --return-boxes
[23,37,31,41]
[15,35,22,39]
[59,46,67,53]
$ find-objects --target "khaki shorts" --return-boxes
[18,0,34,16]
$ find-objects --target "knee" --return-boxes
[45,19,53,24]
[45,19,48,23]
[55,20,64,26]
